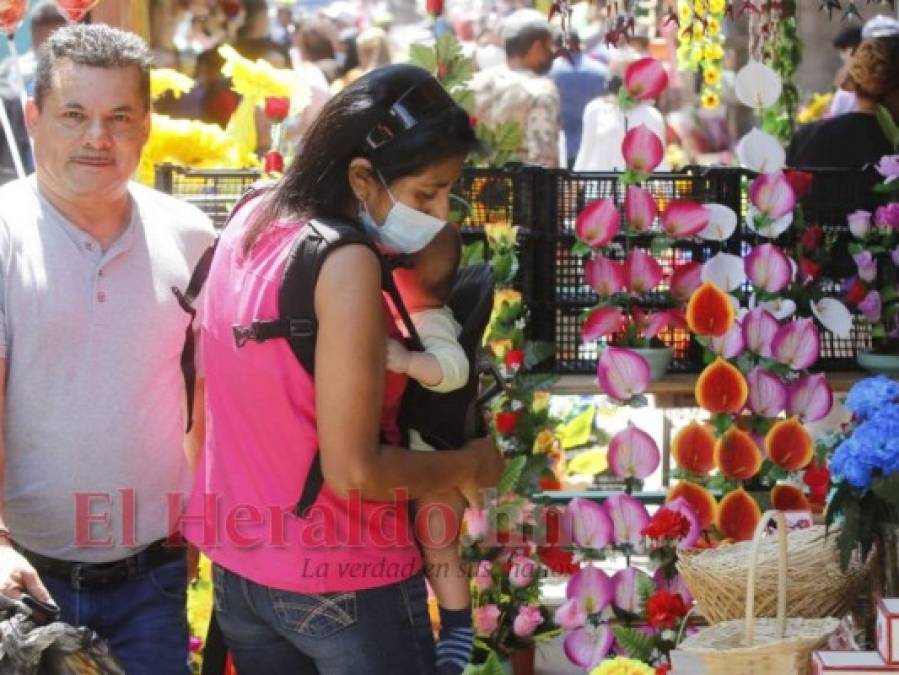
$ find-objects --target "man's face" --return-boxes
[25,59,150,202]
[531,36,555,75]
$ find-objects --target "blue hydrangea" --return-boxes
[830,402,899,491]
[845,376,899,421]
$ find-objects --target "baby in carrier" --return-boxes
[386,225,476,675]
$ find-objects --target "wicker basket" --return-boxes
[677,520,868,624]
[671,511,840,675]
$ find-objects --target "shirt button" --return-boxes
[98,270,104,277]
[85,242,94,251]
[97,291,106,303]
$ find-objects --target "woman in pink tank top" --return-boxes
[185,64,504,675]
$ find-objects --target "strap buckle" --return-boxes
[232,323,258,348]
[288,319,314,338]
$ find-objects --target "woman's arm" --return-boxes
[314,245,503,502]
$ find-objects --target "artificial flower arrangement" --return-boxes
[672,0,727,110]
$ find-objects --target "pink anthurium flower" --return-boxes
[584,256,625,297]
[746,366,788,417]
[625,185,658,232]
[613,567,652,614]
[597,347,650,401]
[772,318,820,370]
[788,373,833,423]
[576,198,620,248]
[624,248,663,293]
[567,566,614,616]
[624,57,669,100]
[746,243,792,293]
[582,305,624,342]
[608,426,660,479]
[640,310,683,339]
[563,625,614,669]
[622,124,664,174]
[554,598,587,630]
[604,493,650,548]
[662,200,710,238]
[663,497,701,549]
[749,172,796,219]
[742,308,779,358]
[670,262,703,302]
[709,320,745,359]
[513,606,544,638]
[566,497,614,550]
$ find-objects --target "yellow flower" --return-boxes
[150,68,195,101]
[678,0,693,22]
[692,23,704,40]
[797,92,834,123]
[494,288,523,308]
[532,390,551,413]
[591,657,656,675]
[484,221,518,249]
[706,16,722,36]
[704,66,721,86]
[489,339,513,359]
[702,90,721,109]
[694,0,706,16]
[703,41,724,60]
[533,429,556,454]
[218,43,302,104]
[709,0,726,12]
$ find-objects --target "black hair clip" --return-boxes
[364,78,456,150]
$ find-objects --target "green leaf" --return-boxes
[556,407,595,449]
[462,241,485,267]
[497,455,528,495]
[612,625,655,661]
[524,341,554,369]
[636,571,656,610]
[409,44,437,74]
[876,104,899,150]
[837,498,861,573]
[572,241,592,257]
[873,473,899,506]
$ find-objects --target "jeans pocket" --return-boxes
[268,588,357,639]
[148,558,188,602]
[212,563,227,614]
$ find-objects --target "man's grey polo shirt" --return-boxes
[0,176,215,562]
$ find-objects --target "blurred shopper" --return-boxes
[234,0,290,67]
[827,25,862,117]
[471,9,561,167]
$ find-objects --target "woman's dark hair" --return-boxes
[242,64,480,252]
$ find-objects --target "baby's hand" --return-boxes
[386,338,411,374]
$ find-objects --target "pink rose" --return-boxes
[473,560,493,592]
[513,606,544,638]
[474,604,501,636]
[509,554,539,588]
[465,508,489,540]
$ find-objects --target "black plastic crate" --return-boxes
[155,164,262,229]
[453,164,539,232]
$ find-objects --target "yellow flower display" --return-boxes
[703,41,724,61]
[702,91,721,109]
[676,0,725,104]
[703,66,721,86]
[485,221,519,249]
[706,16,722,36]
[709,0,726,12]
[678,0,693,22]
[150,68,195,101]
[797,92,834,124]
[693,0,706,15]
[591,658,656,675]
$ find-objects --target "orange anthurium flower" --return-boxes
[695,358,749,414]
[766,417,814,471]
[717,488,762,542]
[667,481,717,530]
[672,422,716,475]
[686,281,735,337]
[714,428,763,481]
[770,484,811,512]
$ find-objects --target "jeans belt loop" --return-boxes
[69,563,85,592]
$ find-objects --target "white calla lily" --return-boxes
[699,203,738,241]
[811,298,853,339]
[736,128,786,173]
[746,205,793,239]
[760,298,797,320]
[701,252,746,292]
[735,60,782,109]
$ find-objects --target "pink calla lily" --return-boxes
[662,200,710,238]
[613,567,652,614]
[584,256,625,297]
[624,248,663,293]
[709,320,745,359]
[746,243,793,293]
[624,57,669,101]
[742,308,779,358]
[582,305,624,342]
[622,124,664,174]
[566,497,614,550]
[788,373,833,423]
[670,262,704,302]
[746,366,788,417]
[640,309,684,339]
[663,497,701,549]
[749,172,796,219]
[608,425,660,479]
[605,493,650,548]
[772,318,820,370]
[563,626,615,669]
[567,566,614,615]
[554,598,587,630]
[625,185,658,232]
[597,347,650,401]
[576,198,620,248]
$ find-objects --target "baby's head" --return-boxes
[393,225,462,310]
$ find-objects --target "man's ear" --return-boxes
[24,99,40,136]
[347,157,376,202]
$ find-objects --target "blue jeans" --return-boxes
[213,563,437,675]
[42,557,190,675]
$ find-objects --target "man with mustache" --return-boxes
[0,23,214,675]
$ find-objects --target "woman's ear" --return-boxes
[348,158,377,202]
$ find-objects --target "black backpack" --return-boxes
[175,187,497,518]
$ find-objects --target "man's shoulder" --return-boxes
[0,177,40,224]
[129,182,215,241]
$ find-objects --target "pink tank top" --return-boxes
[182,200,421,592]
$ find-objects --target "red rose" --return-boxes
[798,256,822,283]
[647,591,688,629]
[641,508,691,541]
[803,461,830,488]
[426,0,444,16]
[785,170,813,200]
[263,150,284,174]
[656,665,672,675]
[845,277,867,306]
[504,349,525,370]
[799,224,824,251]
[264,96,291,122]
[495,410,520,435]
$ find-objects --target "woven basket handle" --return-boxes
[744,510,788,646]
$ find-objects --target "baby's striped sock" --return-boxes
[436,606,474,675]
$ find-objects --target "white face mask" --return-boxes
[359,179,446,254]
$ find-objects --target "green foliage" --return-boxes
[464,651,507,675]
[523,341,555,370]
[462,241,486,267]
[612,624,655,662]
[497,455,528,495]
[556,407,595,449]
[760,5,802,143]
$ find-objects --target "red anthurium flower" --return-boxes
[264,96,291,122]
[0,0,26,35]
[55,0,98,23]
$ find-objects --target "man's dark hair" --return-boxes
[833,26,862,50]
[33,24,152,110]
[502,9,552,58]
[30,1,65,30]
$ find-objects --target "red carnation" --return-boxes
[845,277,867,306]
[803,461,830,488]
[784,170,813,200]
[642,508,691,542]
[798,256,822,283]
[264,96,290,122]
[495,410,521,435]
[799,224,824,251]
[647,591,688,629]
[263,150,284,174]
[656,665,672,675]
[504,349,525,371]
